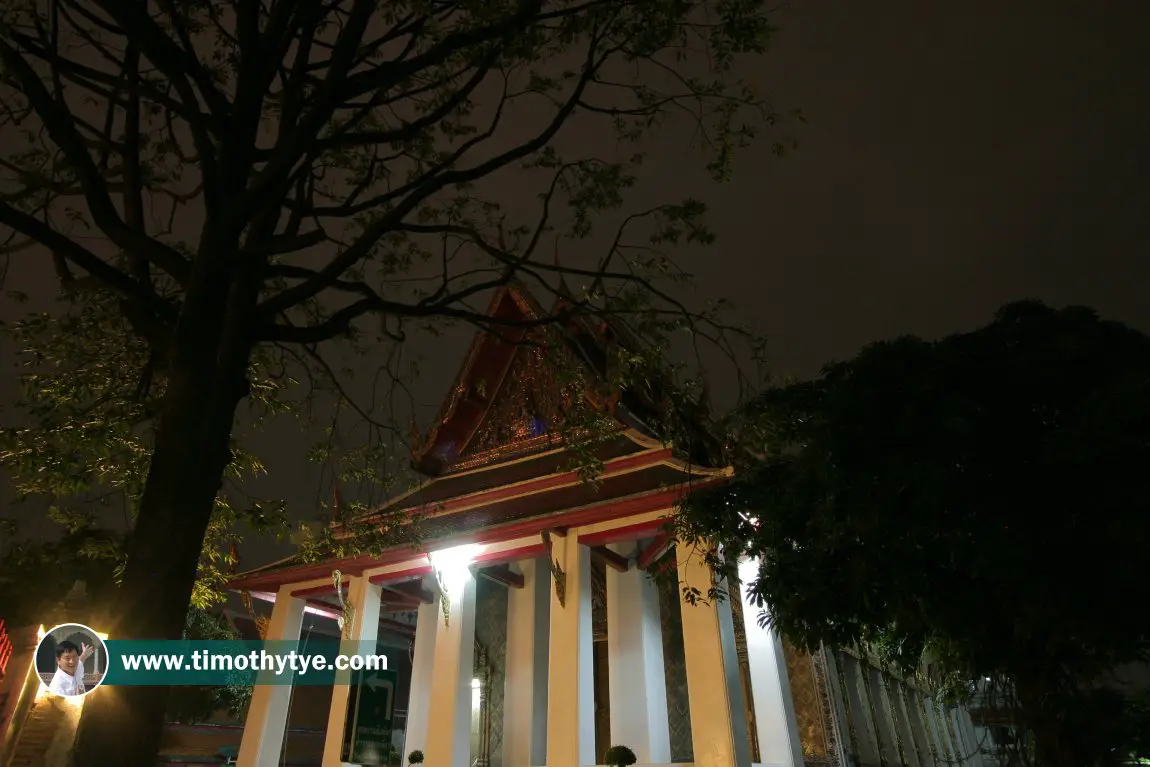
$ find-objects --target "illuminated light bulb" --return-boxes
[428,544,483,592]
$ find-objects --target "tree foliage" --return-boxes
[675,300,1150,767]
[166,608,253,723]
[0,522,120,625]
[1,290,291,609]
[0,0,779,763]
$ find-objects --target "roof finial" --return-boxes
[557,272,573,300]
[554,244,574,301]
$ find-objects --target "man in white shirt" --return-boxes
[47,639,93,697]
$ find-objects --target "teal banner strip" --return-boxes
[101,640,392,686]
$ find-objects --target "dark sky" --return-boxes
[2,0,1148,564]
[688,0,1149,377]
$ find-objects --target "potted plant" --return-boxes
[605,745,637,767]
[408,749,425,767]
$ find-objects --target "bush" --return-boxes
[408,750,424,765]
[605,745,637,767]
[166,608,251,723]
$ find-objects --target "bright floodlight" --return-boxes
[428,544,482,591]
[737,557,759,596]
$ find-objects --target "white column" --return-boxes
[866,668,900,764]
[237,585,305,767]
[822,650,855,766]
[959,708,985,767]
[402,579,441,762]
[946,705,966,765]
[322,576,383,767]
[889,681,921,767]
[423,566,478,767]
[736,558,802,767]
[921,695,943,767]
[945,708,965,764]
[924,698,952,764]
[677,541,748,767]
[950,707,983,766]
[844,657,881,766]
[606,542,671,764]
[503,558,551,767]
[545,532,595,767]
[898,684,932,767]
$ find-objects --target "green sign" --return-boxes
[343,667,397,765]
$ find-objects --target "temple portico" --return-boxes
[228,286,986,767]
[233,517,823,767]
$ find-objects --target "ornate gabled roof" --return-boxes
[411,282,720,477]
[226,282,732,594]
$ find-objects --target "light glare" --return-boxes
[428,544,482,591]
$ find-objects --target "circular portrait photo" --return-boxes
[35,623,108,697]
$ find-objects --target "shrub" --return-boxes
[605,745,637,767]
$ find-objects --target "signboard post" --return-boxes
[343,668,397,765]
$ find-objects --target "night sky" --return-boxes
[2,0,1148,565]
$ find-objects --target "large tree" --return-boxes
[0,0,777,763]
[675,301,1150,767]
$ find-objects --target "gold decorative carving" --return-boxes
[542,531,566,607]
[449,432,559,472]
[591,558,607,640]
[810,646,845,767]
[783,639,834,762]
[464,341,579,456]
[333,570,355,639]
[432,565,451,628]
[552,563,567,607]
[241,591,270,640]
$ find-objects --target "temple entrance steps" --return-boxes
[5,697,68,767]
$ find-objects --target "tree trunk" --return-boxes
[71,259,257,766]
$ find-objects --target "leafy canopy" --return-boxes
[0,2,782,764]
[0,0,779,603]
[0,290,293,609]
[166,608,253,723]
[677,300,1150,693]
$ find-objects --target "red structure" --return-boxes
[0,620,12,679]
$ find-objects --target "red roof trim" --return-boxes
[576,517,670,548]
[474,541,549,567]
[352,447,673,527]
[413,288,534,472]
[364,542,550,585]
[291,582,348,598]
[229,477,725,592]
[369,564,432,585]
[637,531,674,570]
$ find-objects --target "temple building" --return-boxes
[225,286,990,767]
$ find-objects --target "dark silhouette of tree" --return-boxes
[676,301,1150,767]
[0,0,782,763]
